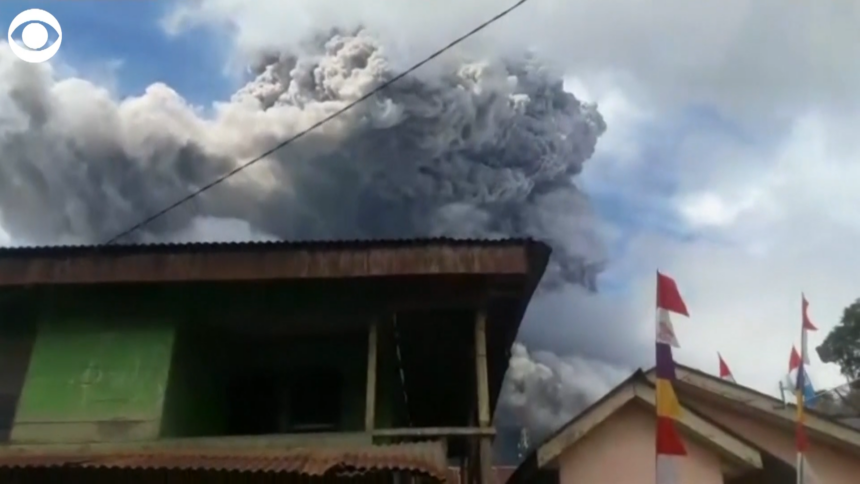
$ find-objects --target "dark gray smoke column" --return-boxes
[0,32,606,289]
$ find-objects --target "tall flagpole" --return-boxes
[796,296,806,484]
[796,360,803,484]
[655,271,689,484]
[796,294,818,484]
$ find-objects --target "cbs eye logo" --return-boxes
[7,9,63,64]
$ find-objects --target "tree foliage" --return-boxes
[818,299,860,381]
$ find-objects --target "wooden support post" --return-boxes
[372,427,495,438]
[474,310,493,484]
[365,319,378,431]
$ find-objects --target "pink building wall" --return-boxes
[689,399,860,484]
[557,403,724,484]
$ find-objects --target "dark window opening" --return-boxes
[289,369,341,432]
[225,368,342,436]
[226,373,281,436]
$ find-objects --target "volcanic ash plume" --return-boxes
[0,30,605,286]
[498,343,630,442]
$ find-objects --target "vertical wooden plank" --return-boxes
[479,441,493,484]
[474,310,493,484]
[365,319,379,431]
[474,310,490,426]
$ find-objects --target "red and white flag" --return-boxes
[656,309,681,348]
[657,272,689,316]
[784,346,808,393]
[789,345,802,372]
[718,353,735,383]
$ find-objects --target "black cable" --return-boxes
[104,0,529,245]
[0,0,532,308]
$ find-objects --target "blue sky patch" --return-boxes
[1,0,233,105]
[579,103,754,283]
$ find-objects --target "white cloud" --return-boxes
[0,224,10,246]
[566,75,653,182]
[606,107,860,395]
[677,191,763,229]
[166,216,278,243]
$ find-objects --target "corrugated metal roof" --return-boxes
[0,237,539,255]
[0,237,548,287]
[0,442,448,479]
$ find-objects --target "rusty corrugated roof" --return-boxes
[446,466,516,484]
[0,442,448,479]
[0,237,549,287]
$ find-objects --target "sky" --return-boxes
[1,0,858,407]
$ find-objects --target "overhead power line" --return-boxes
[0,0,532,310]
[104,0,530,246]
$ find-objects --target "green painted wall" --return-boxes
[11,320,174,444]
[4,282,412,444]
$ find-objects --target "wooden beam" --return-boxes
[474,310,493,484]
[372,427,496,438]
[365,319,379,431]
[0,432,372,453]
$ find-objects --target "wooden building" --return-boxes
[0,238,549,483]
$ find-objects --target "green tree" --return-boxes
[817,299,860,381]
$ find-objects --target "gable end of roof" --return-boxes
[534,373,762,472]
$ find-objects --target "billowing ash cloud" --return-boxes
[498,343,630,443]
[0,27,614,437]
[0,31,605,288]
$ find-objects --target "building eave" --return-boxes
[645,365,860,453]
[534,373,762,472]
[0,238,551,286]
